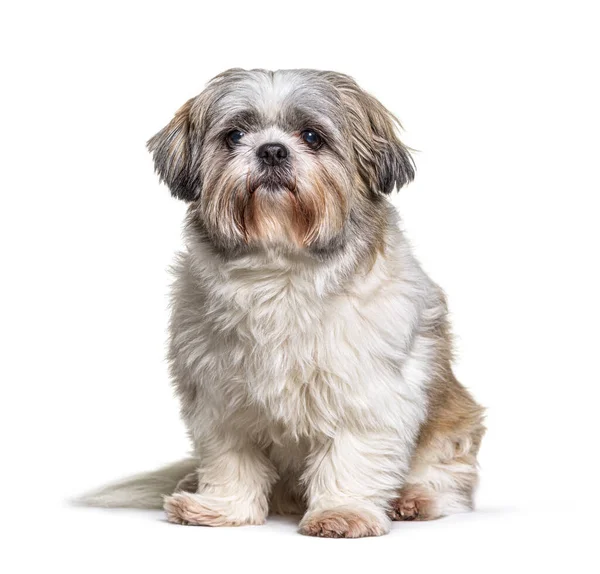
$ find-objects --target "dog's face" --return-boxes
[148,69,414,253]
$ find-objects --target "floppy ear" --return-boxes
[147,98,201,201]
[330,74,415,194]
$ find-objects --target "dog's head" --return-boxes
[148,69,414,253]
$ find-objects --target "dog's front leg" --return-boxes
[164,431,277,527]
[299,428,411,538]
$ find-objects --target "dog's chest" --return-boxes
[224,279,383,436]
[200,260,410,432]
[177,255,425,439]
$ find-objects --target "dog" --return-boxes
[79,69,485,538]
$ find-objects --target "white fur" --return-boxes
[160,207,445,531]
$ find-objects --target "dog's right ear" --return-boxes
[147,98,201,201]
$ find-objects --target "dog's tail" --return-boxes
[73,458,199,509]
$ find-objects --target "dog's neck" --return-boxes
[180,202,405,314]
[183,200,397,277]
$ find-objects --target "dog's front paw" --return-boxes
[299,505,389,538]
[164,492,265,527]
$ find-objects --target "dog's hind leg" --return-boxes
[391,372,485,521]
[389,434,481,521]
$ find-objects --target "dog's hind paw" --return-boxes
[389,486,439,521]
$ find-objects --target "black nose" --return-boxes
[257,142,288,166]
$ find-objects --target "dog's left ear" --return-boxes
[330,74,415,194]
[147,98,201,201]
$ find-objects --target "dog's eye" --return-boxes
[301,130,322,149]
[227,130,245,145]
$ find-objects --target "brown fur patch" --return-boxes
[417,365,486,478]
[397,291,486,517]
[420,292,486,453]
[299,508,387,538]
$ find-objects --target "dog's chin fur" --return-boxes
[78,69,485,538]
[199,146,354,253]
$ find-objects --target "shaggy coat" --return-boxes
[80,69,485,538]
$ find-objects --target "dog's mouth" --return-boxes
[246,170,297,195]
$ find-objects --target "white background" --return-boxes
[2,1,599,572]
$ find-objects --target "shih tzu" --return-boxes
[80,68,485,538]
